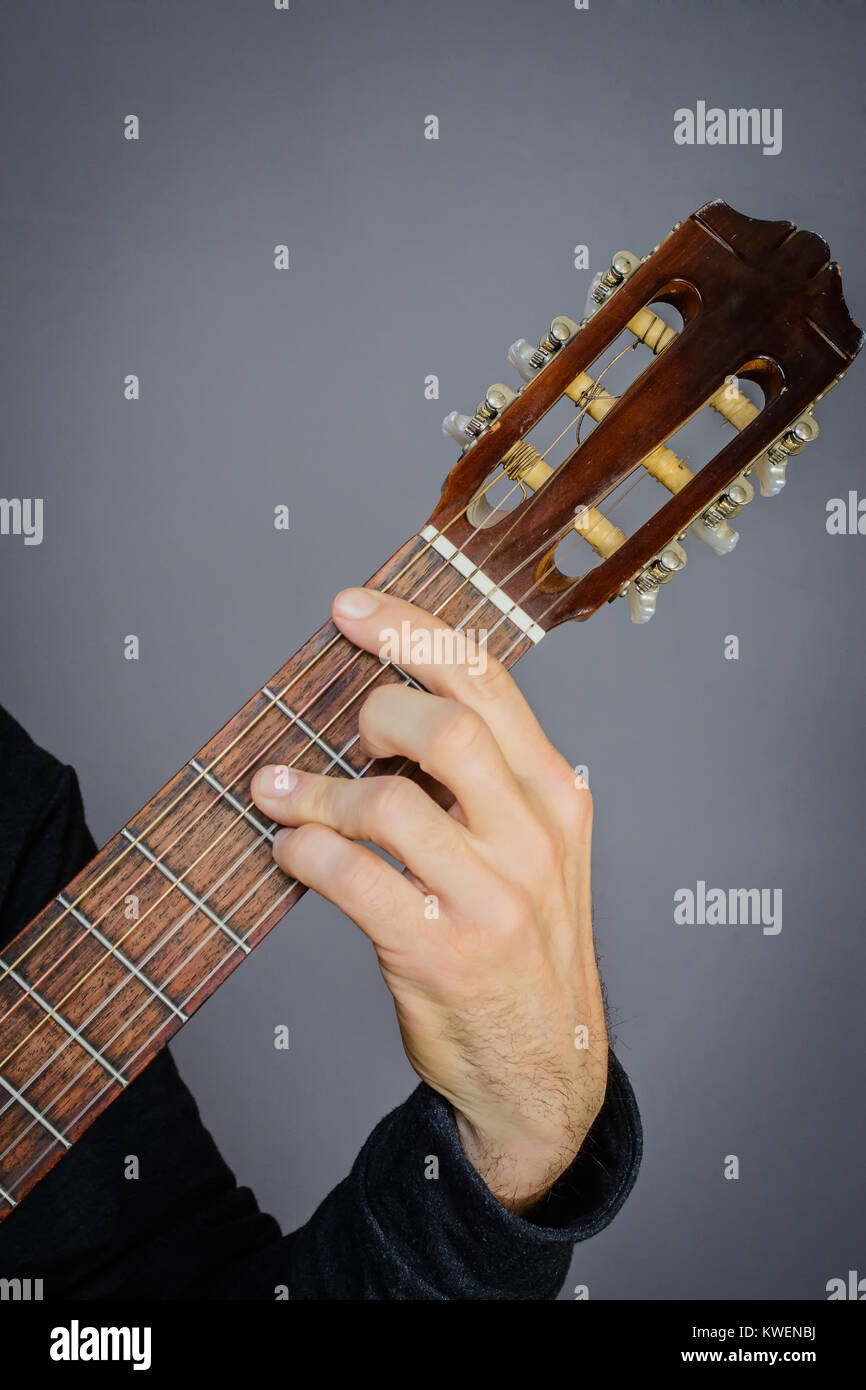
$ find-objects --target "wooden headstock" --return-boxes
[427,199,863,629]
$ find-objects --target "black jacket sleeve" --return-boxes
[0,705,641,1300]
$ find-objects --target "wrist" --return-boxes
[454,1109,586,1215]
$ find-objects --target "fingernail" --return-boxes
[273,827,294,851]
[259,765,298,796]
[333,587,380,619]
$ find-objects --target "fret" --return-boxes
[189,758,275,842]
[57,892,189,1022]
[0,926,149,1104]
[0,1073,71,1151]
[261,686,364,779]
[0,1180,16,1208]
[0,955,127,1089]
[120,830,251,956]
[386,663,428,693]
[121,789,279,944]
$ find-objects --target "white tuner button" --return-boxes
[753,452,787,496]
[626,583,657,623]
[441,411,474,447]
[691,518,740,554]
[507,339,538,383]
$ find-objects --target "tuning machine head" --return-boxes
[584,251,642,319]
[507,316,579,383]
[624,541,688,623]
[690,475,755,555]
[441,382,517,450]
[753,412,820,496]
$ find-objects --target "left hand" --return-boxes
[251,587,608,1214]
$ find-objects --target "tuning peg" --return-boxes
[586,252,641,319]
[441,410,476,448]
[508,318,580,383]
[483,383,517,413]
[753,413,819,496]
[508,339,540,382]
[691,517,740,555]
[690,476,755,554]
[753,452,787,497]
[441,384,518,451]
[625,541,687,623]
[626,583,658,624]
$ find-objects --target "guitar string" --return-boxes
[0,342,627,1015]
[0,409,656,1173]
[0,349,642,1153]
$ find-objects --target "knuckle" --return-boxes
[429,702,483,760]
[343,851,383,902]
[361,683,393,723]
[370,775,418,825]
[567,785,594,837]
[358,684,397,742]
[524,821,563,878]
[463,654,508,702]
[285,822,330,861]
[550,761,594,830]
[490,886,531,938]
[305,776,334,823]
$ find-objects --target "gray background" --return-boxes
[1,0,864,1299]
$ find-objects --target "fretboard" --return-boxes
[0,532,536,1219]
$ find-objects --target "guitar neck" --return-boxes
[0,529,536,1219]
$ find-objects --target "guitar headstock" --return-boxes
[427,199,863,629]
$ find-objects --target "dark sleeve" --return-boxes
[0,706,641,1300]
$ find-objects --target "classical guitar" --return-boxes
[0,199,861,1219]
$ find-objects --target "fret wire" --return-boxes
[189,758,275,842]
[57,894,188,1023]
[0,955,127,1090]
[0,1072,70,1151]
[120,830,251,956]
[261,688,363,778]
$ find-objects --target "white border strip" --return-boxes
[419,525,545,643]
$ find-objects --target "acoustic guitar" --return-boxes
[0,198,861,1219]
